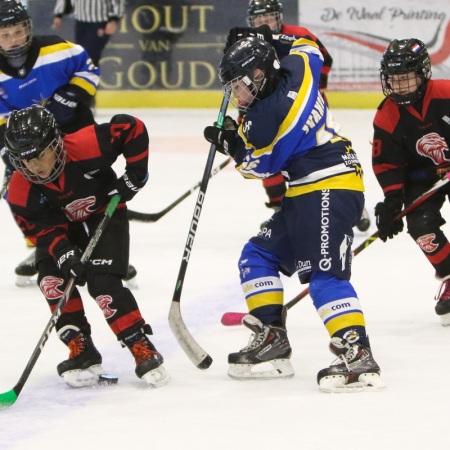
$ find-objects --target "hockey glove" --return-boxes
[374,196,404,242]
[56,247,90,286]
[204,124,237,158]
[109,170,148,202]
[45,87,79,126]
[224,25,273,53]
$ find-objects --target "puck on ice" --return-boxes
[98,374,119,385]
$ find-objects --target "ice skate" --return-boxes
[435,276,450,326]
[317,335,385,393]
[228,314,294,380]
[123,264,138,290]
[57,326,111,388]
[356,207,371,232]
[15,250,37,287]
[123,328,169,388]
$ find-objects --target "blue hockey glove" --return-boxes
[45,88,79,126]
[224,25,273,53]
[109,170,148,202]
[374,196,404,242]
[56,247,90,286]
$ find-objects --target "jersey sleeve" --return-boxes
[372,103,408,199]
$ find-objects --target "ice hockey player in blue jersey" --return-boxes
[204,28,385,392]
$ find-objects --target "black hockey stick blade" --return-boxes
[0,195,121,409]
[127,157,231,222]
[168,90,231,369]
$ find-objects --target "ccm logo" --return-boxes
[91,259,113,266]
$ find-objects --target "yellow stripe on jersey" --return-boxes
[246,291,284,311]
[69,76,97,96]
[238,52,314,159]
[323,312,366,337]
[285,172,364,196]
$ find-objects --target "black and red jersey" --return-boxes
[372,79,450,198]
[7,114,148,260]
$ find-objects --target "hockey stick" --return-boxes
[0,194,121,409]
[127,157,231,222]
[168,90,231,369]
[221,173,450,326]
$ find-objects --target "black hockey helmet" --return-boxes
[380,38,431,105]
[219,37,280,112]
[247,0,283,33]
[0,0,32,59]
[5,105,66,184]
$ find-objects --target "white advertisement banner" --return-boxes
[299,0,449,90]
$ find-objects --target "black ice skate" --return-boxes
[435,276,450,326]
[228,315,294,380]
[317,335,385,393]
[123,264,138,290]
[15,250,37,287]
[57,326,108,387]
[356,207,371,232]
[122,329,169,387]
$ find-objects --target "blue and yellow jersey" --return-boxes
[0,35,99,130]
[235,37,364,196]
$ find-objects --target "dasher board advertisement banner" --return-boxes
[299,0,450,90]
[28,0,298,92]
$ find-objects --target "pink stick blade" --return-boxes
[221,312,246,326]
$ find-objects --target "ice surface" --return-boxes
[0,108,449,449]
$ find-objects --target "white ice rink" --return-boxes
[1,108,449,449]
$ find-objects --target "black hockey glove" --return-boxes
[45,87,79,126]
[109,170,148,202]
[56,247,90,286]
[224,24,273,54]
[374,196,404,242]
[204,120,237,157]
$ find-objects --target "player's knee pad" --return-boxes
[87,273,124,298]
[239,241,281,282]
[407,209,445,239]
[309,271,357,308]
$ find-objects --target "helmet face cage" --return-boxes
[219,37,280,112]
[5,106,66,184]
[380,38,431,106]
[9,136,65,184]
[0,0,32,59]
[246,0,283,33]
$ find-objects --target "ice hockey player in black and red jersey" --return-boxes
[4,105,169,388]
[373,38,450,326]
[204,30,384,392]
[0,0,137,287]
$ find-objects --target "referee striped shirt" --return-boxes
[54,0,124,23]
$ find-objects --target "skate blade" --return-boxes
[124,276,139,290]
[319,373,386,393]
[228,359,294,380]
[141,365,170,388]
[438,312,450,327]
[15,275,37,288]
[62,364,118,388]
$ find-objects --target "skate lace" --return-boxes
[242,329,267,352]
[435,279,450,301]
[332,345,359,372]
[131,338,157,364]
[68,335,86,359]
